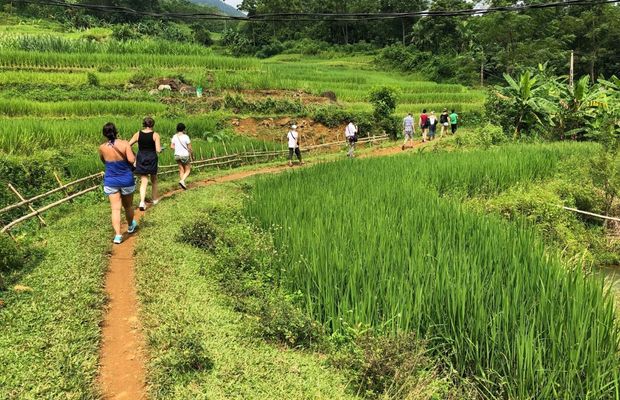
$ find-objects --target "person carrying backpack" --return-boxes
[171,122,193,190]
[428,111,438,141]
[287,124,303,167]
[419,109,429,142]
[129,117,162,211]
[440,108,450,137]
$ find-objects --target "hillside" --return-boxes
[190,0,245,17]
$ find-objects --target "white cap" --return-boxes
[291,124,297,129]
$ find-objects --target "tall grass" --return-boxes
[0,34,214,56]
[0,50,260,70]
[0,99,165,117]
[246,144,620,399]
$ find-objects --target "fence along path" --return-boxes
[1,135,388,233]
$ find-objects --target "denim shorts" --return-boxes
[103,185,136,196]
[175,155,191,165]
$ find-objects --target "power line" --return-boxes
[20,0,620,22]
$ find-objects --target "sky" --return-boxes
[223,0,243,7]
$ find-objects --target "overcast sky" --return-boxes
[223,0,242,8]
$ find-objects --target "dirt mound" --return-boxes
[232,117,346,145]
[153,78,195,94]
[239,89,334,105]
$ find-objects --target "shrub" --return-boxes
[179,219,219,252]
[254,290,323,348]
[111,24,140,41]
[86,72,100,87]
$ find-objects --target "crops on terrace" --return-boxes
[246,144,620,399]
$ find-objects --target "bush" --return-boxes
[254,290,323,348]
[179,219,220,252]
[330,332,454,399]
[475,123,508,148]
[191,24,213,46]
[111,24,140,41]
[86,72,100,87]
[255,41,285,59]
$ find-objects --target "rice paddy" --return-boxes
[246,144,620,399]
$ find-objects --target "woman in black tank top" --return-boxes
[129,117,162,211]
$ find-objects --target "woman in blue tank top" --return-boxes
[99,123,138,244]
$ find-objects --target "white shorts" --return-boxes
[404,130,413,138]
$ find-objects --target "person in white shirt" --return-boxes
[287,124,303,167]
[170,122,193,190]
[402,112,415,150]
[345,120,358,158]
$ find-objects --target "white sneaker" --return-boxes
[139,201,146,211]
[152,199,160,205]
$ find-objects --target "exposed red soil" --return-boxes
[232,117,346,146]
[99,209,147,400]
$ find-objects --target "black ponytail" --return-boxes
[103,122,118,143]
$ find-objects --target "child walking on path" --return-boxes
[99,122,138,244]
[171,123,193,190]
[130,117,162,211]
[287,124,303,166]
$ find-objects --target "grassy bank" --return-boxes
[0,205,110,398]
[133,183,357,399]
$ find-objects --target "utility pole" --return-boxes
[569,50,574,89]
[480,59,484,87]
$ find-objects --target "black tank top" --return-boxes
[138,131,156,152]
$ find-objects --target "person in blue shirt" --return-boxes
[99,122,138,244]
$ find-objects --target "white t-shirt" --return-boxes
[403,116,414,131]
[429,116,437,126]
[345,123,357,138]
[288,130,299,148]
[171,133,191,157]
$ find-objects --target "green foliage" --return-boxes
[0,234,23,289]
[247,144,620,398]
[369,86,398,138]
[0,204,110,398]
[179,219,220,252]
[152,329,214,375]
[86,72,100,87]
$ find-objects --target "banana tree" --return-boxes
[502,71,558,138]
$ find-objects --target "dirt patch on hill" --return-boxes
[232,117,346,145]
[238,89,333,105]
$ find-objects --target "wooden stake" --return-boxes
[8,183,46,226]
[53,172,72,203]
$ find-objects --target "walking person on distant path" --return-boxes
[419,109,429,142]
[428,111,438,141]
[171,123,193,190]
[450,110,459,134]
[129,117,161,211]
[402,112,415,150]
[345,119,358,158]
[440,108,450,137]
[287,124,304,167]
[99,122,138,245]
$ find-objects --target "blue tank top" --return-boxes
[104,160,135,187]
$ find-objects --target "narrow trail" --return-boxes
[97,141,425,398]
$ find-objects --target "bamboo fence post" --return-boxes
[8,183,46,226]
[213,148,220,170]
[53,172,72,203]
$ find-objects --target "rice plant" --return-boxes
[246,144,620,399]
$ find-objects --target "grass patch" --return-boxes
[134,183,356,399]
[0,204,110,398]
